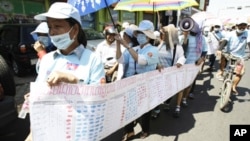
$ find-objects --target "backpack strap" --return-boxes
[171,44,177,66]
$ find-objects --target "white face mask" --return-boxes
[50,27,74,50]
[236,29,245,34]
[37,36,50,47]
[137,33,148,45]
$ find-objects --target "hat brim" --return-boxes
[34,12,70,21]
[134,29,156,39]
[30,29,48,35]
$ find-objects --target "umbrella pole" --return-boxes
[104,0,119,32]
[153,2,157,30]
[176,10,181,28]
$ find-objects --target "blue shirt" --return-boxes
[213,31,225,40]
[119,44,159,78]
[225,30,249,58]
[157,42,186,67]
[179,35,207,64]
[36,45,105,85]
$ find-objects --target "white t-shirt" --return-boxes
[95,40,117,67]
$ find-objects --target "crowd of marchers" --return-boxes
[16,2,250,141]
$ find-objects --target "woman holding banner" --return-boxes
[115,20,159,140]
[152,24,186,118]
[23,3,105,140]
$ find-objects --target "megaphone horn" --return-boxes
[179,17,195,32]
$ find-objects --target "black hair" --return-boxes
[190,31,197,36]
[149,39,155,45]
[132,37,139,47]
[65,18,87,47]
[124,32,139,47]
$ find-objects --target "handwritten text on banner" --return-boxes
[29,64,200,141]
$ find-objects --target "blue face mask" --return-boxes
[37,36,51,47]
[137,33,148,45]
[128,42,133,47]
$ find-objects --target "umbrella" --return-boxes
[204,18,222,27]
[68,0,119,16]
[114,0,199,12]
[191,11,217,20]
[191,11,218,28]
[114,0,198,29]
[68,0,120,31]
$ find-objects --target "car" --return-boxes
[83,28,105,51]
[0,23,38,76]
[0,55,30,140]
[0,54,17,136]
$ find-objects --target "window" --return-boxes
[81,13,95,29]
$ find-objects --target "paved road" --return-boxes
[13,55,250,141]
[101,57,250,141]
[15,72,36,106]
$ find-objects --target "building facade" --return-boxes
[0,0,208,32]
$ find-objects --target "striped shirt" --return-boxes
[179,35,207,64]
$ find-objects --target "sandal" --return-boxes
[232,90,239,95]
[140,132,149,139]
[232,88,239,95]
[122,132,135,141]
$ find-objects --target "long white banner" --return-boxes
[29,64,200,141]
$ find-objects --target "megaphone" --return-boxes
[179,17,198,32]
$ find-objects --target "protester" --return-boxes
[217,19,250,94]
[152,24,186,118]
[30,22,56,56]
[24,2,106,140]
[114,24,139,140]
[179,19,207,105]
[212,23,224,40]
[30,22,56,73]
[115,20,159,140]
[33,2,105,85]
[202,26,220,71]
[116,24,139,80]
[95,26,119,83]
[210,23,228,79]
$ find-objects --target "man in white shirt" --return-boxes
[95,26,119,83]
